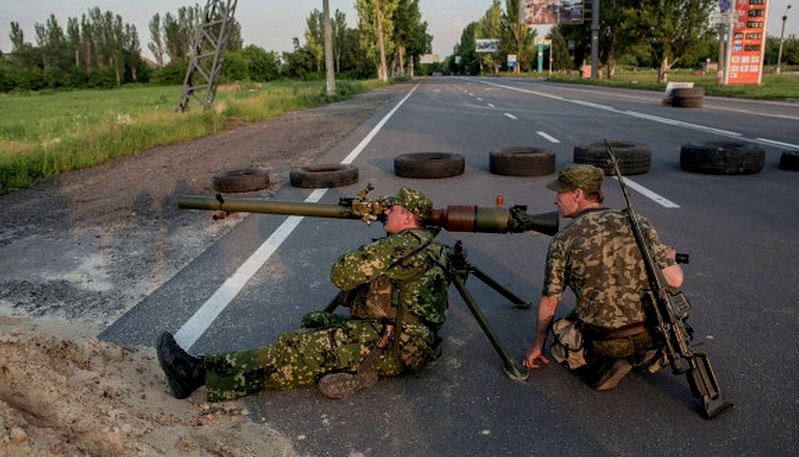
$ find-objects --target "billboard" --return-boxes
[476,39,500,53]
[522,0,584,25]
[728,0,769,84]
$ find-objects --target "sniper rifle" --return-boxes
[603,139,734,419]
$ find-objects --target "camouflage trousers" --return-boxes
[204,314,407,402]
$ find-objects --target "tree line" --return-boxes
[0,1,431,92]
[446,0,799,83]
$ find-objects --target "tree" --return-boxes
[392,0,430,77]
[148,14,166,67]
[332,10,348,73]
[239,45,280,81]
[452,22,480,75]
[502,0,535,73]
[633,0,716,83]
[304,9,324,72]
[476,1,502,74]
[357,0,399,81]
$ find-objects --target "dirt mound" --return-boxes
[0,331,298,456]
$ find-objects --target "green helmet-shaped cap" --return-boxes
[546,164,605,194]
[383,187,433,219]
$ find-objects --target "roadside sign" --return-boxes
[728,0,769,84]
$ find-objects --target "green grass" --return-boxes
[543,68,799,100]
[0,79,388,194]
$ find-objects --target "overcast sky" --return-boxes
[0,1,796,60]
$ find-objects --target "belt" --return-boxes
[581,322,646,340]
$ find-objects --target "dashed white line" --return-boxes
[504,113,518,120]
[537,131,560,143]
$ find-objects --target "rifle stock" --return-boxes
[603,139,733,419]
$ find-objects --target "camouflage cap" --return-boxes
[383,187,433,219]
[546,164,605,194]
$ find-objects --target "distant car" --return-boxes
[432,71,442,76]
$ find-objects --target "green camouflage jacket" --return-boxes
[329,228,449,339]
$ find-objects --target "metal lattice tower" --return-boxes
[176,0,238,112]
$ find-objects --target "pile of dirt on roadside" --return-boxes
[0,330,300,457]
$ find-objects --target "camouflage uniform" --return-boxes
[543,164,676,361]
[204,188,450,402]
[544,208,675,330]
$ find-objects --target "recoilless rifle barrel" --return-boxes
[177,186,559,236]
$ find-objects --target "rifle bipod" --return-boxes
[448,241,529,381]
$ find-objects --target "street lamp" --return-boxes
[777,5,792,75]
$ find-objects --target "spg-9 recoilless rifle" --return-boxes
[603,139,733,419]
[177,184,560,236]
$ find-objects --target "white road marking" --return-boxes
[504,113,518,120]
[175,85,419,349]
[616,177,680,208]
[536,131,560,143]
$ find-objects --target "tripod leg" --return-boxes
[451,275,528,381]
[469,264,532,308]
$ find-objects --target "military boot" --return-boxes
[156,331,206,399]
[318,370,379,399]
[589,358,632,391]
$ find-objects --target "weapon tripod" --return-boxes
[447,240,530,381]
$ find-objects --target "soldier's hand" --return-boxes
[523,348,549,369]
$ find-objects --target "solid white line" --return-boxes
[175,84,420,349]
[537,131,560,143]
[342,85,418,164]
[617,177,680,208]
[755,138,799,149]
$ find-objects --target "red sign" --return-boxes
[728,0,770,84]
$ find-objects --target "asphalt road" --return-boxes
[102,77,799,457]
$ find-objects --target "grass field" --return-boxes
[0,80,387,194]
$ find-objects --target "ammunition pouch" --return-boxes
[550,318,587,369]
[397,332,436,372]
[349,275,396,321]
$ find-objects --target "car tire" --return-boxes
[680,141,765,175]
[573,141,651,175]
[394,153,465,179]
[779,151,799,171]
[671,87,704,108]
[212,168,270,193]
[489,147,555,176]
[289,164,359,188]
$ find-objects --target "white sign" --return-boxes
[709,11,738,25]
[663,82,694,101]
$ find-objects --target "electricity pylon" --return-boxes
[176,0,238,112]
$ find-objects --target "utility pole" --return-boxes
[323,0,335,95]
[777,5,792,75]
[591,0,600,80]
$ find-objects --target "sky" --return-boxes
[0,0,797,60]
